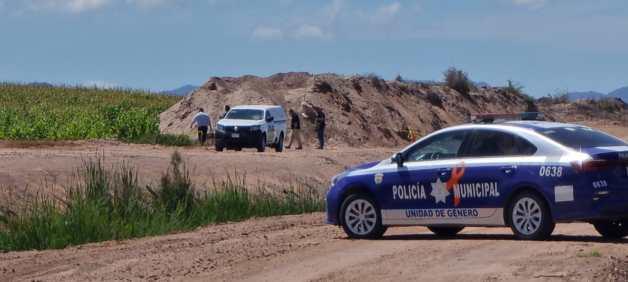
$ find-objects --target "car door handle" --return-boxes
[500,165,517,175]
[438,168,452,176]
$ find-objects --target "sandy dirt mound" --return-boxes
[160,73,531,147]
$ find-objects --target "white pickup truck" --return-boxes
[214,105,287,152]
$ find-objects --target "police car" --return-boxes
[325,113,628,240]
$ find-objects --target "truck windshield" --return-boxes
[225,109,264,120]
[538,127,626,148]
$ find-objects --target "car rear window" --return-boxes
[537,127,627,148]
[225,109,264,120]
[462,130,537,157]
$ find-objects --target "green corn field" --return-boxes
[0,83,181,142]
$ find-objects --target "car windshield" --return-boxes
[538,126,627,148]
[225,109,264,120]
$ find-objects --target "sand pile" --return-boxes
[160,72,533,147]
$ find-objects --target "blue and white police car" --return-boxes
[326,113,628,240]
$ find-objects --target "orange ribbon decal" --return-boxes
[446,163,465,206]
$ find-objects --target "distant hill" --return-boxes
[566,91,606,101]
[27,82,55,88]
[162,85,198,96]
[609,87,628,101]
[567,87,627,102]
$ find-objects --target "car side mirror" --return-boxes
[392,153,404,168]
[266,116,274,122]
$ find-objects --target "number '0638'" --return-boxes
[539,166,563,177]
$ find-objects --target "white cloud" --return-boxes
[82,80,119,89]
[324,0,344,23]
[371,2,401,24]
[68,0,109,12]
[513,0,547,9]
[125,0,180,8]
[251,26,283,40]
[24,0,110,13]
[294,24,328,40]
[0,0,184,13]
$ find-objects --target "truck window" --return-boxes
[225,109,264,120]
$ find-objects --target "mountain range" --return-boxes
[567,86,628,102]
[161,85,199,96]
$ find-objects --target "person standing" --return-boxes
[219,105,231,119]
[286,109,303,150]
[315,108,326,149]
[190,108,212,145]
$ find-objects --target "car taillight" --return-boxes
[571,159,612,173]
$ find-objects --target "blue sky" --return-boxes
[0,0,627,96]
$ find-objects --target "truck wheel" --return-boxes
[275,134,284,152]
[257,134,266,152]
[508,191,554,240]
[340,194,386,239]
[428,226,464,237]
[215,143,224,152]
[593,220,628,239]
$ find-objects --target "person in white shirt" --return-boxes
[190,108,212,145]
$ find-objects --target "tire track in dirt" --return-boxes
[3,213,627,282]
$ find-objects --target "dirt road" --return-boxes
[1,213,627,281]
[1,123,627,281]
[0,141,393,206]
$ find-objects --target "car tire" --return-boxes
[215,143,224,152]
[340,194,387,239]
[275,133,284,152]
[593,220,628,239]
[234,147,242,152]
[508,191,555,240]
[428,226,464,237]
[257,134,266,152]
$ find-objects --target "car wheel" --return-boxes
[215,143,224,152]
[508,191,555,240]
[593,219,628,239]
[234,147,242,151]
[257,134,266,152]
[275,134,284,152]
[340,194,386,239]
[428,226,464,237]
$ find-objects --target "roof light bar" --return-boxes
[470,112,545,124]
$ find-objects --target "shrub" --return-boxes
[313,81,334,93]
[539,91,570,104]
[443,67,474,96]
[364,73,386,91]
[156,134,194,146]
[147,151,195,216]
[505,80,524,96]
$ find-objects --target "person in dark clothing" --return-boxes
[315,109,326,149]
[286,109,303,150]
[219,105,231,119]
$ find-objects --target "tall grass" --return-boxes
[0,152,324,251]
